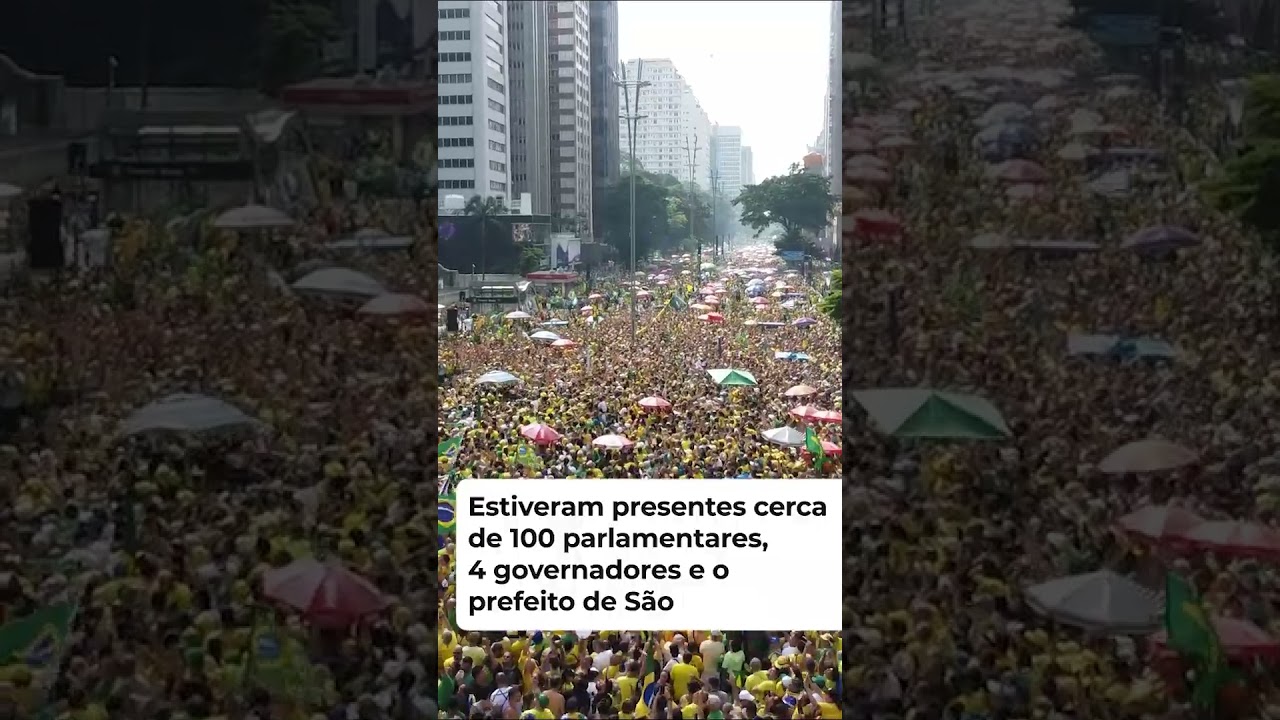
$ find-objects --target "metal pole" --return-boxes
[684,134,698,261]
[618,61,648,347]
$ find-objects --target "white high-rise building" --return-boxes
[507,0,551,214]
[740,146,754,186]
[825,0,841,197]
[438,0,512,205]
[548,0,594,235]
[618,59,713,191]
[712,125,743,203]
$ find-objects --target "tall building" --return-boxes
[548,0,594,236]
[740,146,754,186]
[438,0,512,205]
[711,125,743,203]
[825,0,841,197]
[589,0,621,236]
[618,59,713,191]
[507,0,551,213]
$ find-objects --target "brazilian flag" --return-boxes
[515,444,544,471]
[0,603,75,669]
[634,635,661,718]
[438,493,457,547]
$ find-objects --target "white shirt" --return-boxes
[489,686,517,714]
[592,649,613,671]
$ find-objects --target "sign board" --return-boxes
[1087,14,1159,47]
[779,251,807,262]
[88,160,254,181]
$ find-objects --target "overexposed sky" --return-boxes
[618,0,832,183]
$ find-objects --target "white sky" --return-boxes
[617,0,833,183]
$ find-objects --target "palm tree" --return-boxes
[463,195,506,281]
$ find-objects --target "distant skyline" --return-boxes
[618,0,832,183]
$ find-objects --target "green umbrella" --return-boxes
[708,369,758,387]
[852,388,1011,440]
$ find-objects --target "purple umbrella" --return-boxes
[1121,225,1199,254]
[792,317,818,327]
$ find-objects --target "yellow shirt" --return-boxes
[670,662,698,698]
[744,671,769,693]
[617,675,639,703]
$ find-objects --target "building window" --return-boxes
[490,181,507,192]
[440,73,472,84]
[440,8,471,18]
[488,99,505,114]
[440,95,474,105]
[439,116,474,126]
[441,137,475,147]
[440,179,476,189]
[488,120,505,133]
[489,140,506,152]
[440,30,471,41]
[486,57,504,76]
[440,52,473,63]
[487,78,505,93]
[489,160,506,172]
[439,158,476,168]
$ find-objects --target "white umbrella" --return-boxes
[119,393,260,437]
[504,311,532,320]
[292,268,386,299]
[529,330,561,342]
[761,426,806,447]
[212,204,295,230]
[357,293,431,316]
[592,434,635,450]
[1024,570,1162,634]
[476,370,520,385]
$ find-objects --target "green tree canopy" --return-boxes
[596,172,677,261]
[1204,74,1280,249]
[733,166,837,255]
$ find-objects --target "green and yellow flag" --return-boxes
[805,427,826,472]
[244,611,323,707]
[0,602,75,669]
[1165,572,1233,708]
[515,444,544,471]
[438,493,457,537]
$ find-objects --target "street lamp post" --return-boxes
[684,134,699,267]
[618,61,649,347]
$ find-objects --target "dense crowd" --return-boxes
[0,200,441,719]
[846,0,1280,718]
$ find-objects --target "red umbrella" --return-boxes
[853,209,903,238]
[1115,505,1203,543]
[751,296,769,305]
[1149,616,1280,662]
[638,396,672,412]
[803,439,843,458]
[1170,520,1280,560]
[262,559,386,626]
[789,405,824,422]
[698,313,725,324]
[520,423,562,445]
[551,339,577,348]
[809,410,842,424]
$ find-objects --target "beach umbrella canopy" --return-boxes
[773,351,812,362]
[504,310,532,320]
[357,293,431,317]
[1099,439,1198,474]
[550,339,577,348]
[809,410,842,424]
[1170,521,1280,560]
[852,388,1011,439]
[1024,571,1162,634]
[792,317,818,327]
[213,203,295,230]
[1116,505,1203,543]
[690,303,713,311]
[698,313,725,324]
[541,319,569,326]
[119,393,260,437]
[761,426,806,447]
[292,268,386,299]
[789,405,825,422]
[1122,225,1200,254]
[520,423,562,445]
[785,384,819,397]
[708,369,758,386]
[475,370,520,385]
[592,434,635,450]
[1150,617,1280,662]
[638,396,673,412]
[529,330,561,342]
[262,559,387,626]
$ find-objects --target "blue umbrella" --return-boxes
[773,351,812,362]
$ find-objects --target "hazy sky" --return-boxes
[618,0,833,183]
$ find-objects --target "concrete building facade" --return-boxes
[437,0,512,204]
[740,145,754,186]
[548,0,594,236]
[589,0,621,235]
[711,124,743,203]
[506,0,552,213]
[825,0,841,197]
[618,59,713,191]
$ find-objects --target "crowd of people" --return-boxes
[847,0,1280,718]
[0,198,441,719]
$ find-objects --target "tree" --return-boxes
[1204,75,1280,249]
[733,165,837,255]
[463,196,508,278]
[818,269,841,321]
[518,245,546,274]
[595,172,677,262]
[259,0,336,94]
